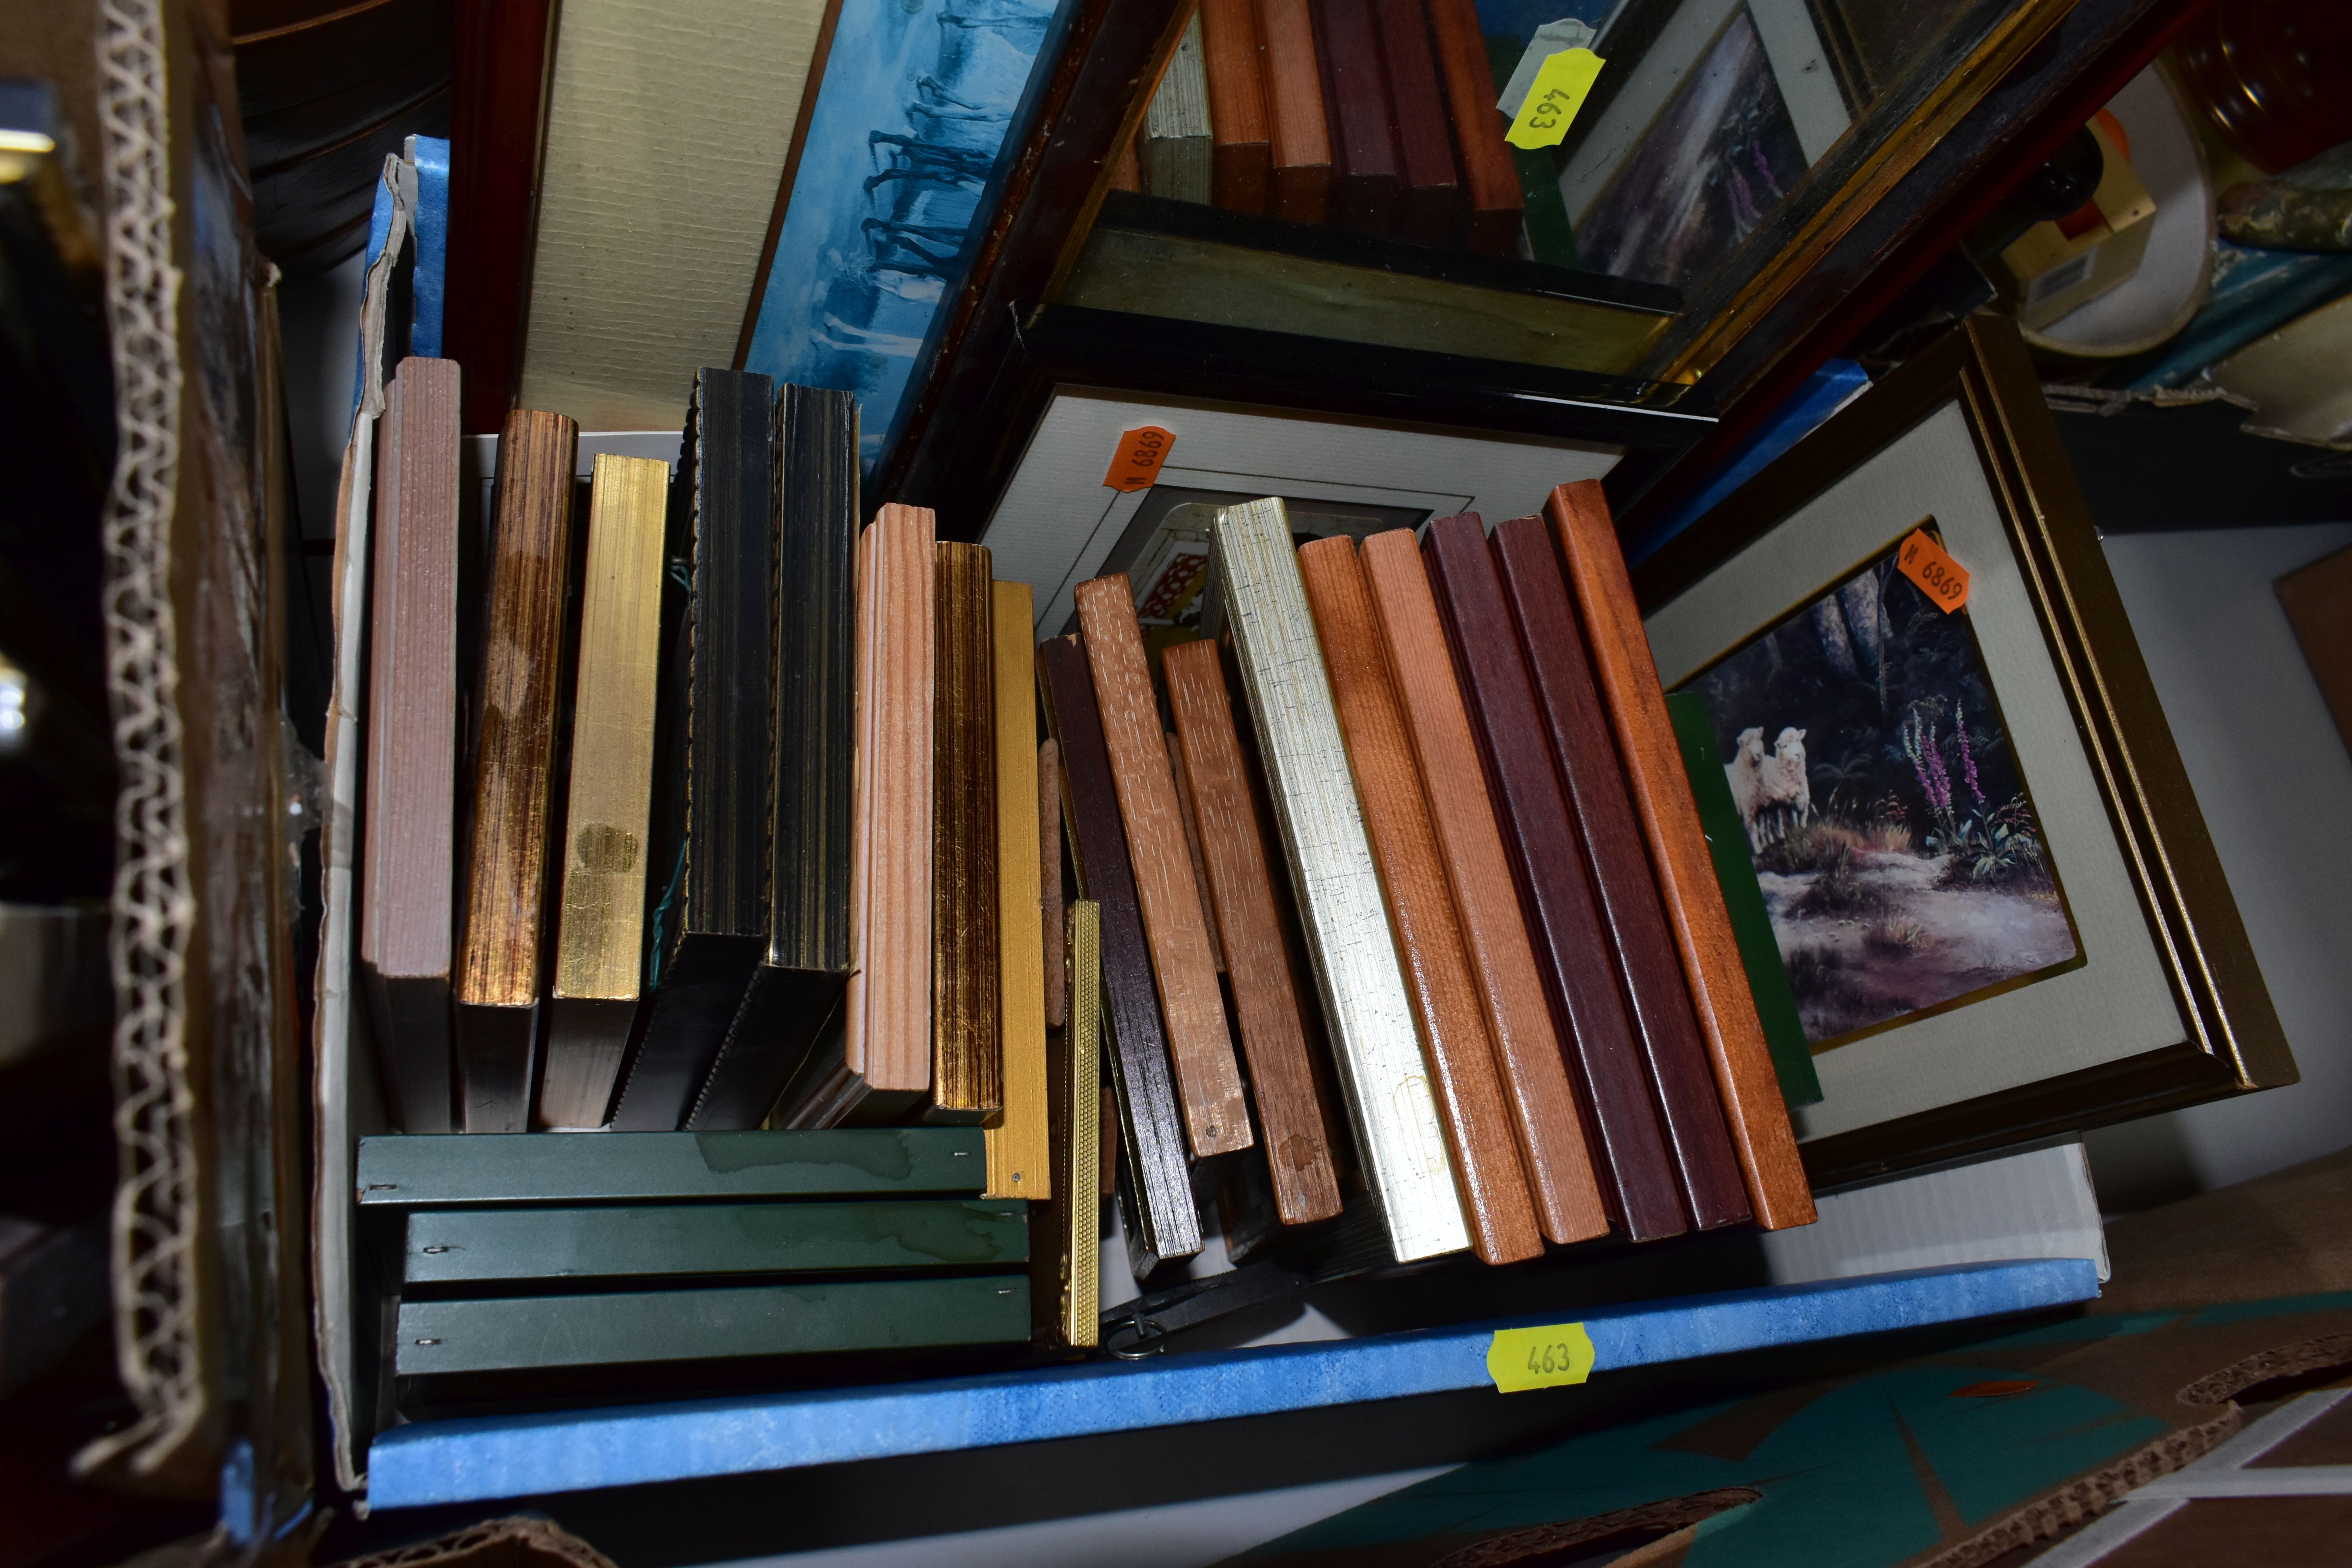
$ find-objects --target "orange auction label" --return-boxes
[1897,525,1970,612]
[1104,426,1174,492]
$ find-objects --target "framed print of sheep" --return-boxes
[1681,526,2083,1052]
[1633,318,2296,1188]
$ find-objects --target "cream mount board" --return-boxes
[979,388,1633,641]
[1644,399,2184,1143]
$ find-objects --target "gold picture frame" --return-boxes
[1636,316,2294,1187]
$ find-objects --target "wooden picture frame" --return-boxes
[1620,0,2072,381]
[881,0,2197,533]
[979,383,1684,639]
[1573,0,2196,399]
[1617,0,2202,534]
[894,301,1710,546]
[1635,316,2294,1188]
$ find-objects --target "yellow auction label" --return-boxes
[1487,1322,1597,1392]
[1504,49,1605,151]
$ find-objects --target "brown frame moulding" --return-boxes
[1635,316,2296,1189]
[867,0,1710,544]
[881,0,2203,550]
[443,0,561,435]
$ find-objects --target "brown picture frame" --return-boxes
[878,0,2199,534]
[1635,316,2294,1189]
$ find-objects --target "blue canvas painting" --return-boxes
[744,0,1064,475]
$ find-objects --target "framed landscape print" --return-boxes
[1638,317,2295,1185]
[1680,526,2086,1053]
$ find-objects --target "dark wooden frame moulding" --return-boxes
[1613,0,2209,535]
[869,0,1715,545]
[1637,316,2295,1189]
[1089,190,1682,314]
[443,0,561,436]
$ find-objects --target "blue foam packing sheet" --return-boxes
[1627,358,1871,566]
[367,1258,2099,1509]
[405,134,449,360]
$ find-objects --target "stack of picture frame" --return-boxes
[296,0,2290,1509]
[967,314,2293,1205]
[867,0,2203,536]
[364,1130,1033,1410]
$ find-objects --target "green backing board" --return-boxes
[1664,690,1824,1105]
[396,1274,1033,1375]
[1485,34,1580,270]
[404,1200,1029,1283]
[358,1128,989,1205]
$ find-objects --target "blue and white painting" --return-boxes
[744,0,1064,475]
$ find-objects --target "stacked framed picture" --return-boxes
[1636,316,2293,1185]
[981,386,1698,644]
[870,0,2202,532]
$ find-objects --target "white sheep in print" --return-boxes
[1727,725,1811,850]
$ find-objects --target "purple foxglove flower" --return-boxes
[1956,701,1984,805]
